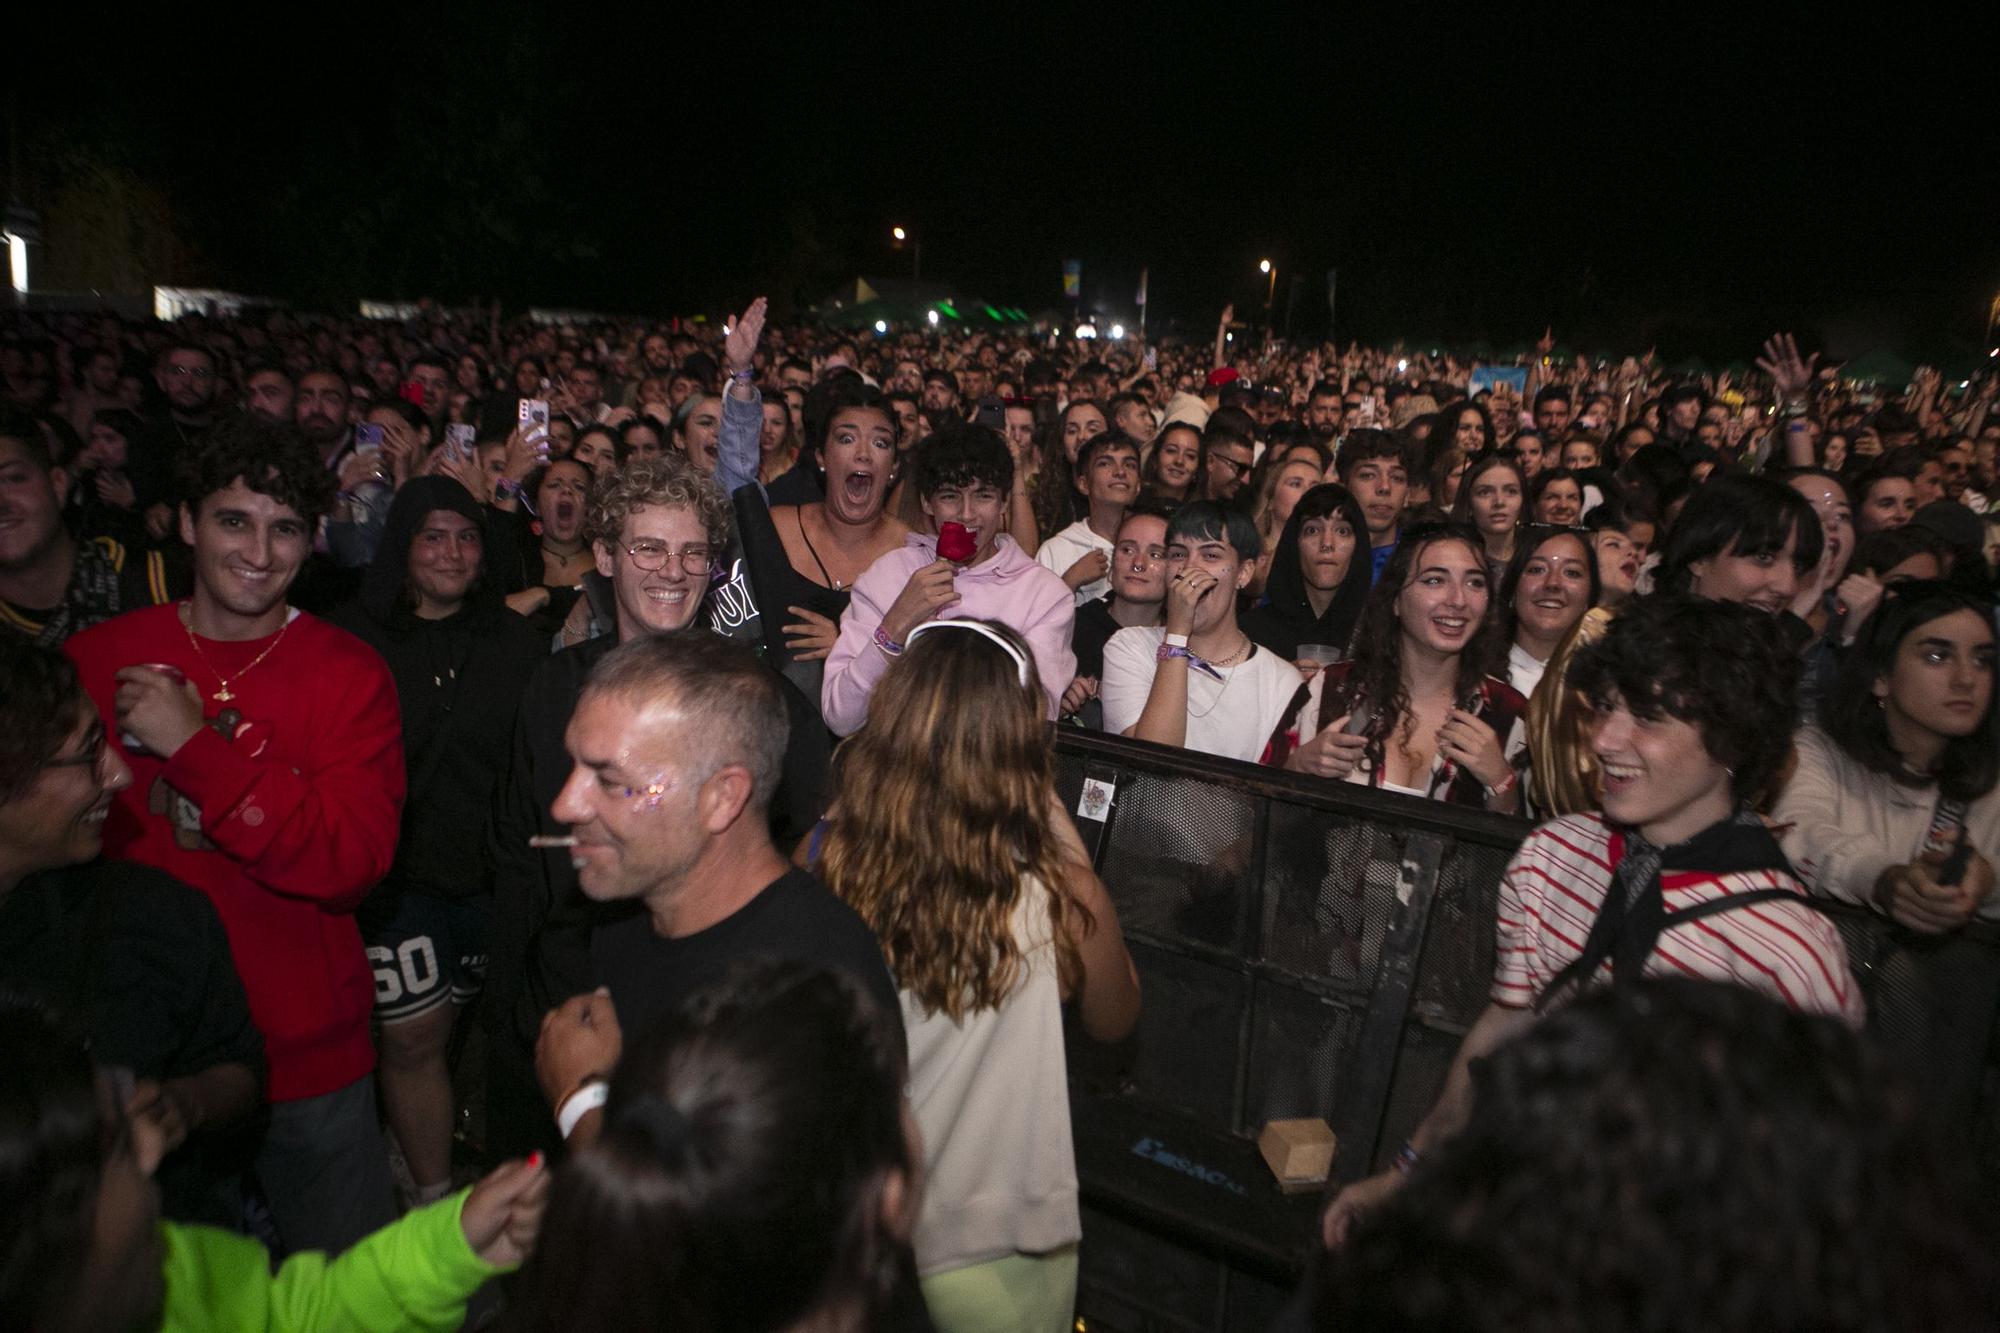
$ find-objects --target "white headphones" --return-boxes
[904,618,1032,687]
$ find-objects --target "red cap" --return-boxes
[1205,367,1240,388]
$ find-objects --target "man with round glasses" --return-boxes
[484,456,829,1156]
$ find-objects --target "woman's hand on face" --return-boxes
[1163,568,1216,636]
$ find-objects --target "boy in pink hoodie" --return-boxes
[822,425,1075,734]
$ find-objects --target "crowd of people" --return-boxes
[1,296,1996,1330]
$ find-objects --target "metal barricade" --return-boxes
[1055,729,2000,1333]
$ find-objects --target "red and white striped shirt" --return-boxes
[1491,813,1864,1027]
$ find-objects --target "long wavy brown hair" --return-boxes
[818,620,1091,1021]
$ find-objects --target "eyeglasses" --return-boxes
[622,541,713,575]
[164,365,214,381]
[1217,456,1254,479]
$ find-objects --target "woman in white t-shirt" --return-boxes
[1268,521,1528,812]
[814,618,1140,1333]
[1099,502,1304,763]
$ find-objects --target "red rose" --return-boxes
[937,521,978,565]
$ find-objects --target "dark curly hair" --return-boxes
[1570,593,1797,803]
[912,421,1013,499]
[175,412,336,527]
[0,639,89,804]
[1316,978,2000,1332]
[1821,580,1998,803]
[1326,521,1506,756]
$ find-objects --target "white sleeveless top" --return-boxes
[903,875,1080,1276]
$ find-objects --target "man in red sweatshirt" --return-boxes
[67,414,405,1254]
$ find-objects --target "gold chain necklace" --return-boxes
[179,603,291,703]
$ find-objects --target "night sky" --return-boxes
[13,6,1999,360]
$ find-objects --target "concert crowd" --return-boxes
[1,296,1997,1331]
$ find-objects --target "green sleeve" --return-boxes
[159,1188,505,1333]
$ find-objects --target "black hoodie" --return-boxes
[332,477,546,901]
[1242,483,1375,661]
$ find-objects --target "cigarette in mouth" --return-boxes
[528,835,578,849]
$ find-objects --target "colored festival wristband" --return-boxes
[873,625,905,657]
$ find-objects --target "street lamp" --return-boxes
[892,226,921,281]
[1259,258,1276,328]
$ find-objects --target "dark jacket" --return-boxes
[332,477,546,902]
[1242,484,1374,662]
[487,632,833,1052]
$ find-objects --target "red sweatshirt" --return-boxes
[67,603,406,1102]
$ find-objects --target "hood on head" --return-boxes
[360,476,502,625]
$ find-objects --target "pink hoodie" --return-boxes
[821,533,1076,735]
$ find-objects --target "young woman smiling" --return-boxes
[1267,521,1527,812]
[1499,525,1599,700]
[1140,421,1205,508]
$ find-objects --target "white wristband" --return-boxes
[555,1079,609,1140]
[1164,632,1190,648]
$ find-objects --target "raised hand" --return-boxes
[725,296,769,379]
[1755,333,1819,399]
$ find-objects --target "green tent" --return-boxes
[1837,347,1915,387]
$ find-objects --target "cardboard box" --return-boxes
[1258,1118,1336,1193]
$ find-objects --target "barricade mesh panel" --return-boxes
[1055,730,2000,1324]
[1828,909,2000,1169]
[1120,941,1251,1130]
[1099,772,1259,953]
[1243,977,1363,1130]
[1412,838,1514,1028]
[1259,800,1401,994]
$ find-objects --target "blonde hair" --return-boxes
[587,454,733,550]
[818,621,1090,1020]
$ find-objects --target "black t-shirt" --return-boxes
[0,859,263,1086]
[590,868,900,1044]
[0,859,265,1226]
[1071,596,1124,681]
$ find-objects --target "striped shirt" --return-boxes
[1492,812,1864,1027]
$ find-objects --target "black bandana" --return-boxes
[1537,808,1796,1011]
